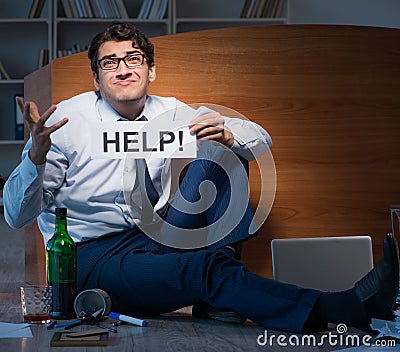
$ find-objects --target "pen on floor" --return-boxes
[109,312,148,327]
[46,320,57,330]
[54,319,82,329]
[82,300,95,314]
[96,323,118,333]
[64,319,83,330]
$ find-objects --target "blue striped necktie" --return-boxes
[134,115,159,221]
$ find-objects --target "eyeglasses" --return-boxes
[97,53,146,71]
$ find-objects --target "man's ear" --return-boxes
[93,73,100,91]
[149,65,156,83]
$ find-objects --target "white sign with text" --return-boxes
[91,121,197,159]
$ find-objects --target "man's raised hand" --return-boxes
[16,96,68,165]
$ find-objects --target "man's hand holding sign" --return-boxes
[189,111,234,148]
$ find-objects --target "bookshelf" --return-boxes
[0,0,51,177]
[0,0,288,177]
[173,0,288,34]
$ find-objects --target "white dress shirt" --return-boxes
[4,92,272,245]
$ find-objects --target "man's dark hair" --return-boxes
[88,22,155,75]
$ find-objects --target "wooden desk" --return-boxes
[23,25,400,283]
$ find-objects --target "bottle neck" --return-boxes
[55,215,67,234]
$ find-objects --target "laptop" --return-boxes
[390,205,400,305]
[391,205,400,240]
[271,236,373,292]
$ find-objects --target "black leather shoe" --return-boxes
[354,233,399,329]
[192,301,247,324]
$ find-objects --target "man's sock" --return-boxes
[310,289,369,331]
[309,233,398,333]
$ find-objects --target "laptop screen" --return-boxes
[271,236,374,292]
[390,205,400,239]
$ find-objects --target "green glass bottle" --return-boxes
[46,208,77,319]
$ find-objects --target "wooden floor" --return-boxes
[0,214,396,352]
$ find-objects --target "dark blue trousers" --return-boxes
[77,156,321,332]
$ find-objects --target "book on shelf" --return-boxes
[137,0,153,19]
[83,0,94,17]
[267,0,286,18]
[90,0,106,18]
[148,0,161,19]
[99,0,113,18]
[108,0,121,18]
[0,61,11,80]
[57,43,84,58]
[241,0,285,18]
[28,0,46,18]
[14,95,24,140]
[61,0,128,19]
[274,0,285,18]
[75,0,87,18]
[28,0,39,18]
[154,0,168,19]
[138,0,167,20]
[38,49,49,69]
[61,0,71,17]
[115,0,129,18]
[242,0,257,18]
[262,0,273,17]
[241,0,252,18]
[254,0,267,18]
[69,0,80,17]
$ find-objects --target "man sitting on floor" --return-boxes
[4,22,399,333]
